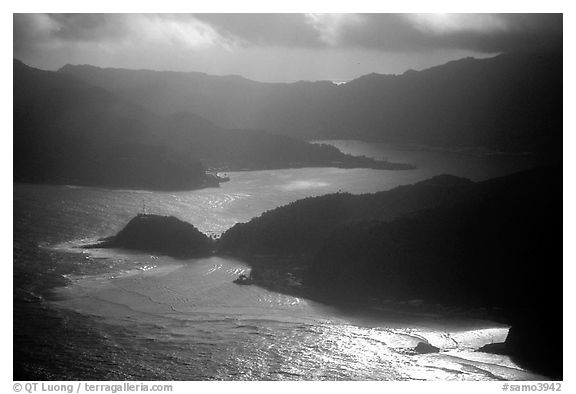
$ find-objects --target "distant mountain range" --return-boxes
[14,60,408,189]
[59,52,562,153]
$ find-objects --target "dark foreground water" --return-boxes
[14,142,547,380]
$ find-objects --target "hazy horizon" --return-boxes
[14,13,561,82]
[15,52,500,84]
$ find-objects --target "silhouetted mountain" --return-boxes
[218,174,474,257]
[14,60,411,189]
[218,167,562,377]
[86,214,214,258]
[14,59,214,190]
[86,167,561,377]
[306,168,560,304]
[60,52,562,153]
[220,167,560,303]
[159,112,413,171]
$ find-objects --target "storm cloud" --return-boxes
[196,13,562,53]
[13,13,562,81]
[15,13,562,52]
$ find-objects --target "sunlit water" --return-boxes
[14,142,547,380]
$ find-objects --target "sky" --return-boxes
[13,13,562,82]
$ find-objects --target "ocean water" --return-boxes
[14,142,547,380]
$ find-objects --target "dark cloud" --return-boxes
[13,14,49,53]
[192,13,562,53]
[14,14,131,57]
[456,14,563,53]
[14,13,562,57]
[336,14,562,53]
[13,14,228,60]
[193,14,323,47]
[47,14,131,42]
[337,14,436,51]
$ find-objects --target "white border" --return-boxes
[3,2,573,391]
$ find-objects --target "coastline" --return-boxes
[48,254,542,381]
[225,254,511,323]
[14,157,414,192]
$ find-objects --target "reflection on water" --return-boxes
[279,180,331,191]
[52,257,532,380]
[14,142,547,380]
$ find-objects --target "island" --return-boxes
[86,166,562,379]
[85,214,215,258]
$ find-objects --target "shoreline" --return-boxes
[14,158,415,192]
[221,253,512,326]
[16,238,544,381]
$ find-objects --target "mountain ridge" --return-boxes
[58,52,562,153]
[14,59,412,189]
